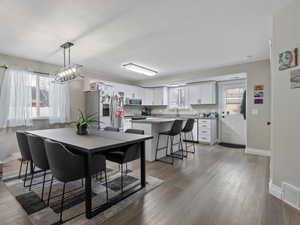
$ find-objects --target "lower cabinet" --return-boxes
[197,119,217,145]
[123,118,132,131]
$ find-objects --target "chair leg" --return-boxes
[155,134,160,160]
[18,159,23,179]
[81,178,84,188]
[104,169,109,202]
[41,170,47,201]
[120,164,124,194]
[47,175,54,206]
[125,163,128,175]
[59,183,66,224]
[23,161,29,187]
[29,166,35,191]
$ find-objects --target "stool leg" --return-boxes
[104,169,109,202]
[179,133,185,159]
[120,164,124,194]
[166,135,169,157]
[184,133,188,154]
[155,134,160,161]
[170,136,174,165]
[191,132,196,153]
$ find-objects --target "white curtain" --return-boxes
[49,81,71,124]
[0,69,34,128]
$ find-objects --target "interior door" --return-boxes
[219,80,246,145]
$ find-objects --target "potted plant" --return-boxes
[74,110,97,135]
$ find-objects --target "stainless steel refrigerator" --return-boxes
[85,89,125,129]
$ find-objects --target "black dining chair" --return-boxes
[104,126,120,132]
[181,119,196,155]
[16,131,33,187]
[44,139,109,224]
[155,120,184,165]
[27,134,50,201]
[105,129,144,193]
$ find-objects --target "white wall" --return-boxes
[270,0,300,188]
[136,60,271,151]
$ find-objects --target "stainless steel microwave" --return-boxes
[128,99,142,105]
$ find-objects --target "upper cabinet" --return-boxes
[142,87,168,106]
[168,86,189,109]
[189,82,216,105]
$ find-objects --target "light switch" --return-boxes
[251,109,258,115]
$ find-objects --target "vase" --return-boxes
[77,124,88,135]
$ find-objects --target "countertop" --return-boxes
[126,114,217,120]
[131,118,180,123]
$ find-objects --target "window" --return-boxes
[31,75,51,118]
[224,88,245,115]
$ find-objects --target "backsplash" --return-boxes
[124,105,218,116]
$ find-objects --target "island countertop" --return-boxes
[130,118,183,123]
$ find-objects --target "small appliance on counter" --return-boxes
[141,107,152,116]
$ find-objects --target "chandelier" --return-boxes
[54,42,83,83]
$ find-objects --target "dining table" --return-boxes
[26,127,153,219]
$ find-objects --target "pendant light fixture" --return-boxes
[54,42,83,83]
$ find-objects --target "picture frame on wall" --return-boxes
[279,48,298,71]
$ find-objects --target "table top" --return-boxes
[26,128,153,153]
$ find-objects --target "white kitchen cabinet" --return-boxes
[123,118,132,131]
[153,87,168,105]
[168,86,189,109]
[142,87,168,105]
[189,82,216,105]
[142,88,154,105]
[198,119,217,145]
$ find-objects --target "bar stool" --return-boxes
[155,120,184,165]
[181,118,196,155]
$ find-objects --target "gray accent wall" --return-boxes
[136,60,271,151]
[271,0,300,188]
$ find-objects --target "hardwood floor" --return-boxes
[1,144,300,225]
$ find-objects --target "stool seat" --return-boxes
[159,130,172,135]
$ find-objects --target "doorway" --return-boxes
[218,79,246,146]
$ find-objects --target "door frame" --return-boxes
[217,78,247,145]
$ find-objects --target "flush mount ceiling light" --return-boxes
[122,63,158,76]
[167,82,187,87]
[54,42,83,83]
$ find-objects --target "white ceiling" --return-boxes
[0,0,291,82]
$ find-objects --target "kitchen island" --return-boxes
[131,118,184,161]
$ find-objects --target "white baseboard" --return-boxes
[245,147,271,157]
[269,180,282,200]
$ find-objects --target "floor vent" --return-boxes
[282,182,300,210]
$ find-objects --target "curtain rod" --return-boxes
[0,65,50,76]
